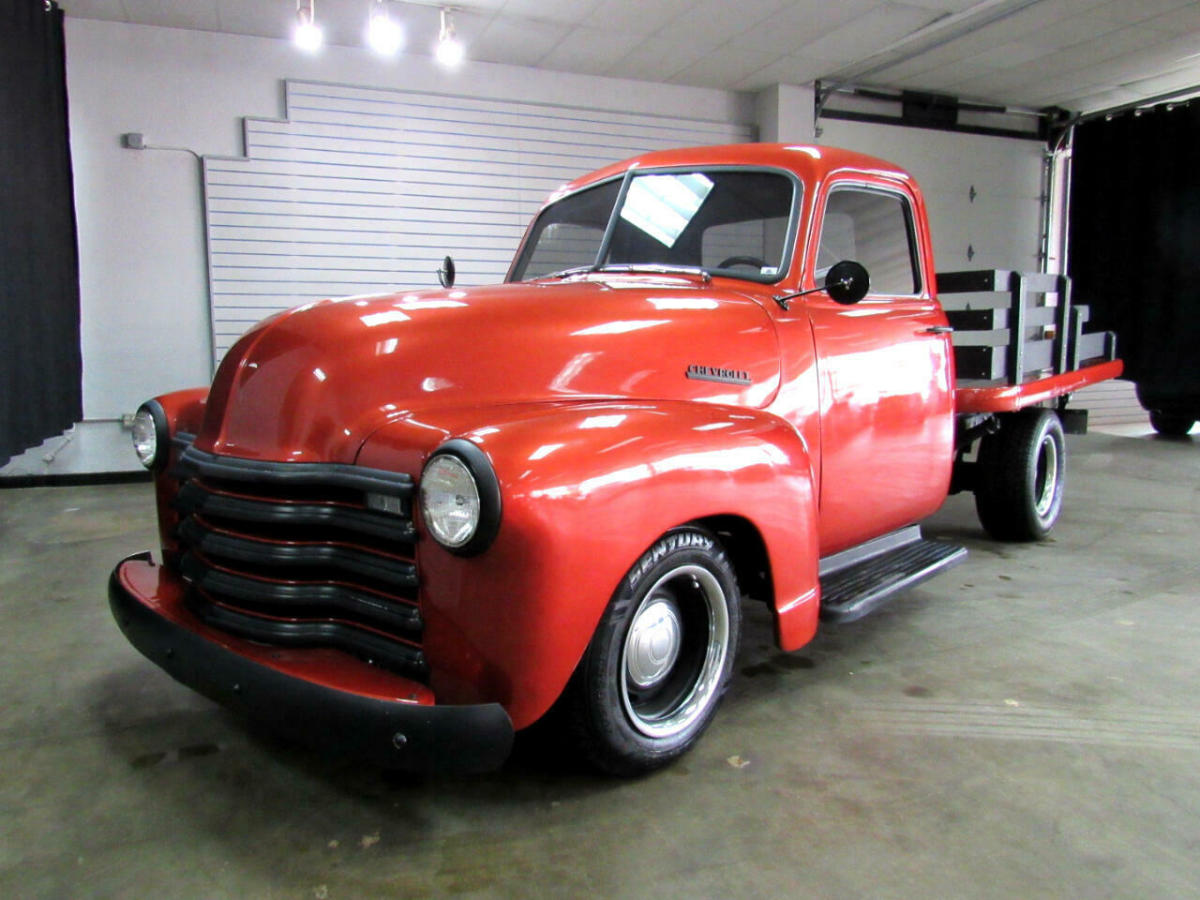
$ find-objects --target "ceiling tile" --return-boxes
[793,4,945,66]
[1037,25,1170,77]
[78,0,221,32]
[668,49,785,89]
[1141,4,1200,33]
[940,0,1077,48]
[537,26,645,74]
[732,52,842,90]
[727,0,880,55]
[1019,14,1121,51]
[967,40,1076,71]
[1115,66,1200,96]
[895,0,985,10]
[1059,87,1141,112]
[902,57,1003,91]
[603,35,711,81]
[1086,0,1194,29]
[470,16,572,67]
[498,0,604,26]
[213,0,294,40]
[583,0,700,36]
[656,0,790,51]
[58,0,130,22]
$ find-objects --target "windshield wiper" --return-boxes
[593,264,712,283]
[544,265,598,279]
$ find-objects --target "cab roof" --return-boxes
[558,142,915,198]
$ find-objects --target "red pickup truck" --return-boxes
[110,143,1120,775]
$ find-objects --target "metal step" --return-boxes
[819,526,967,624]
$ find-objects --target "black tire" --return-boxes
[974,409,1066,541]
[563,527,741,775]
[1149,410,1195,437]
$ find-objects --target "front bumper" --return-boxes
[108,553,513,773]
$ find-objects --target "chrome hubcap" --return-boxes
[1034,433,1060,518]
[626,597,683,689]
[620,564,730,739]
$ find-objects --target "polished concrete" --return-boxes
[2,431,1198,898]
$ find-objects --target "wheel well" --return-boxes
[695,515,773,605]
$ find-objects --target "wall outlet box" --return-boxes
[121,132,145,150]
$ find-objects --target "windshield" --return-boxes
[510,168,797,283]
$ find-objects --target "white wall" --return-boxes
[2,19,755,476]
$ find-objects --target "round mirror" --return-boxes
[825,260,869,305]
[437,255,456,288]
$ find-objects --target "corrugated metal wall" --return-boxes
[1071,379,1144,428]
[202,80,754,365]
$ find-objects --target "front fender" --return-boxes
[357,400,820,730]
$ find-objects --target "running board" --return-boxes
[818,526,967,624]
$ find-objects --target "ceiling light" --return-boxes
[367,0,404,56]
[294,0,323,52]
[435,7,464,68]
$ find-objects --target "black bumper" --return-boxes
[109,554,514,773]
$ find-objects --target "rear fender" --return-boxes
[361,401,820,729]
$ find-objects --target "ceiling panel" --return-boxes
[582,0,700,36]
[725,0,880,55]
[732,52,844,91]
[602,34,713,81]
[1094,0,1197,29]
[497,0,603,23]
[535,26,645,74]
[792,4,944,63]
[57,0,1200,114]
[470,16,571,67]
[668,48,788,89]
[656,0,790,50]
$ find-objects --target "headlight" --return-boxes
[421,455,479,547]
[419,440,501,555]
[131,402,168,470]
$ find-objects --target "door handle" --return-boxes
[921,326,954,335]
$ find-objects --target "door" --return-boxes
[804,181,955,555]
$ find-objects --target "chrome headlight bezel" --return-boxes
[131,400,169,471]
[419,439,501,556]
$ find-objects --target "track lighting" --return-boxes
[288,0,466,65]
[294,0,323,52]
[436,7,464,68]
[367,0,404,57]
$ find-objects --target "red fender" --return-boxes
[358,399,820,729]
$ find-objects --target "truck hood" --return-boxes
[195,276,781,463]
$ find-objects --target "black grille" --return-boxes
[171,442,426,680]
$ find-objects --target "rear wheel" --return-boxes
[974,409,1066,541]
[564,527,741,775]
[1149,410,1195,437]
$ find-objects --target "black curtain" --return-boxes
[1069,100,1200,402]
[0,0,83,467]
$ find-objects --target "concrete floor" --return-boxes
[2,431,1198,898]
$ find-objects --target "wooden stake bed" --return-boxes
[938,269,1122,414]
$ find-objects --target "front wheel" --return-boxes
[974,409,1066,541]
[564,527,741,775]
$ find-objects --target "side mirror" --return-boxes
[825,260,869,304]
[437,255,456,289]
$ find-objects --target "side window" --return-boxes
[513,179,621,280]
[817,188,920,295]
[522,223,606,278]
